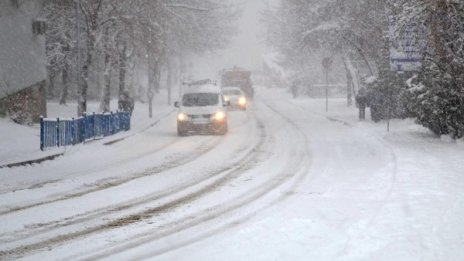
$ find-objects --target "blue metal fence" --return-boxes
[40,111,131,150]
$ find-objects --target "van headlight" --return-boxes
[177,113,188,122]
[238,97,247,106]
[213,111,226,121]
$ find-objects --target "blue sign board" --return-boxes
[389,16,425,72]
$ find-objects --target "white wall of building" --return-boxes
[0,0,46,99]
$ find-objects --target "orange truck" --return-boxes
[221,67,254,99]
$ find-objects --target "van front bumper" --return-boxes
[177,119,226,134]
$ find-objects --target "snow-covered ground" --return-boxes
[0,86,463,260]
[0,93,174,166]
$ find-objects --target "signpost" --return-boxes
[322,57,333,112]
[387,16,425,131]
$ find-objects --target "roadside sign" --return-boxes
[389,16,425,72]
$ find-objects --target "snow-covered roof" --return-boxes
[222,86,241,91]
[183,84,221,94]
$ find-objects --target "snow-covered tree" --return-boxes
[263,0,464,133]
[43,0,76,104]
[262,0,392,103]
[42,0,238,117]
[401,0,464,138]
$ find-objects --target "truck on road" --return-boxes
[221,67,254,99]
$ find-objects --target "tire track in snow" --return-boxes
[0,110,254,232]
[0,136,219,210]
[0,112,271,259]
[0,136,222,217]
[67,100,313,261]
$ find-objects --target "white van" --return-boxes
[174,83,229,136]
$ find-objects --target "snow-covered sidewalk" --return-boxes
[0,92,175,167]
[0,118,48,167]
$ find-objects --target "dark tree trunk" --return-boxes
[60,62,69,105]
[178,53,186,99]
[154,59,161,94]
[147,51,155,118]
[341,56,354,106]
[100,50,112,112]
[78,51,91,116]
[166,57,173,105]
[47,68,56,99]
[77,1,102,116]
[118,42,127,111]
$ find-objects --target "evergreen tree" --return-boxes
[405,0,464,137]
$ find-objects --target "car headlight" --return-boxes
[213,111,226,121]
[238,97,247,105]
[177,113,188,121]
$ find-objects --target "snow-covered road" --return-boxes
[1,87,463,260]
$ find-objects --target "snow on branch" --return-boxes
[302,21,340,39]
[164,4,210,12]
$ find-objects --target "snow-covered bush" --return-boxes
[365,70,412,122]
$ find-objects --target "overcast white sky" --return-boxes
[190,0,277,79]
[222,0,269,69]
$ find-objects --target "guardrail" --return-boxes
[40,111,131,151]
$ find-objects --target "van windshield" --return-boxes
[182,93,219,107]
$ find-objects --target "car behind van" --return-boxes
[222,86,247,110]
